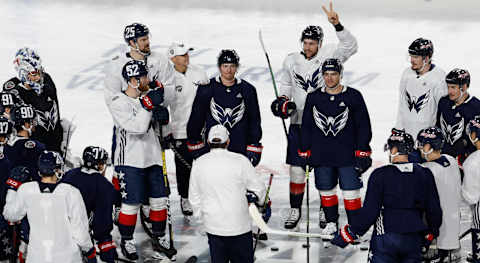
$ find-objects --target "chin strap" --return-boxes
[134,42,150,57]
[416,57,430,76]
[420,148,434,161]
[22,125,33,136]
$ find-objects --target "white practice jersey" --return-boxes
[104,51,176,108]
[463,150,480,205]
[422,154,461,250]
[106,93,164,168]
[169,64,209,139]
[395,65,447,138]
[278,28,358,124]
[189,148,266,236]
[3,182,92,263]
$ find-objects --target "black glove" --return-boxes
[98,239,117,263]
[187,140,209,159]
[353,150,372,175]
[271,96,296,119]
[260,199,272,222]
[140,88,164,111]
[148,80,164,90]
[152,106,169,125]
[6,166,31,191]
[246,143,263,167]
[160,133,174,149]
[82,247,97,263]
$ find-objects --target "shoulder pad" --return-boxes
[393,163,414,172]
[24,140,36,149]
[112,55,119,61]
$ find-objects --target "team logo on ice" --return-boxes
[313,106,349,136]
[405,90,430,113]
[36,102,58,132]
[210,98,245,129]
[440,114,464,145]
[293,68,321,92]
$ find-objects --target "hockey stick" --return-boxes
[61,115,76,171]
[460,228,472,240]
[259,29,289,138]
[305,165,310,263]
[253,174,274,253]
[169,142,192,170]
[249,205,333,239]
[185,256,198,263]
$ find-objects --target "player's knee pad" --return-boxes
[290,166,305,184]
[342,189,362,211]
[319,188,338,207]
[119,203,140,226]
[149,197,168,222]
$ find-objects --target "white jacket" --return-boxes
[189,149,266,236]
[169,64,209,139]
[278,28,358,124]
[3,182,92,263]
[463,150,480,205]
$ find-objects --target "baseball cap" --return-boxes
[167,42,193,58]
[208,124,229,144]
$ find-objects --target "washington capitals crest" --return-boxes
[313,106,349,136]
[210,98,245,129]
[36,102,58,132]
[405,90,430,113]
[293,68,321,92]
[440,114,464,145]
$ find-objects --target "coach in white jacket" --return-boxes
[189,124,266,263]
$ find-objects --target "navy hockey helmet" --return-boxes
[301,25,324,43]
[123,23,150,44]
[38,151,63,176]
[446,68,470,87]
[11,104,36,130]
[121,60,148,83]
[82,146,109,170]
[0,116,13,137]
[321,58,343,75]
[386,128,415,155]
[466,115,480,144]
[217,49,240,67]
[417,126,444,151]
[408,38,434,58]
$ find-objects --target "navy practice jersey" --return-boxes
[62,167,116,242]
[300,86,372,167]
[4,136,45,182]
[3,74,63,153]
[0,152,11,218]
[437,95,480,159]
[350,163,442,237]
[187,76,262,156]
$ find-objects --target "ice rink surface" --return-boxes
[1,0,480,262]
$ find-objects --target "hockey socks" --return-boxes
[289,182,305,208]
[344,198,362,224]
[150,209,167,235]
[118,212,137,239]
[321,194,339,222]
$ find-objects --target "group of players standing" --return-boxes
[0,2,478,263]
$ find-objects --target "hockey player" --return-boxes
[271,2,358,229]
[167,42,209,218]
[3,151,96,263]
[437,68,480,165]
[186,49,263,167]
[0,92,19,119]
[395,38,447,139]
[62,146,117,263]
[417,127,461,261]
[299,58,372,237]
[189,124,270,263]
[3,47,64,153]
[4,105,46,182]
[461,116,480,263]
[105,60,175,260]
[0,117,13,262]
[331,129,443,263]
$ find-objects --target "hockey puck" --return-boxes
[302,243,310,248]
[270,246,279,251]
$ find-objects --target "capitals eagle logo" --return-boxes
[36,102,58,132]
[405,90,430,113]
[440,114,464,145]
[313,106,349,136]
[210,98,245,129]
[293,68,321,92]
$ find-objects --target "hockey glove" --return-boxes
[297,149,311,167]
[160,133,174,150]
[152,106,169,125]
[353,150,372,175]
[140,88,164,111]
[331,224,359,248]
[6,166,31,191]
[246,143,263,167]
[421,233,434,255]
[246,191,260,205]
[82,247,97,263]
[149,80,164,90]
[187,140,209,159]
[259,199,272,223]
[271,96,296,119]
[98,239,118,263]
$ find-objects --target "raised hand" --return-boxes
[322,1,340,25]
